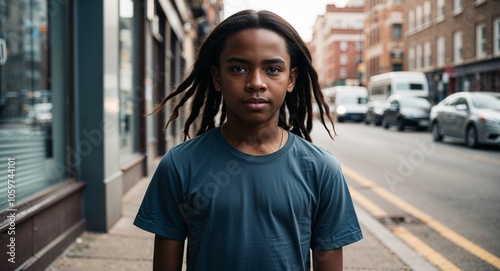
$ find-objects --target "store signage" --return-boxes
[0,38,7,65]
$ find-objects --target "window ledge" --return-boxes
[452,8,463,17]
[0,179,85,230]
[435,16,445,24]
[475,53,487,60]
[120,153,146,172]
[474,0,486,7]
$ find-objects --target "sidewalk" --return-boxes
[46,165,437,271]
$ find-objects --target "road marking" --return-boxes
[351,187,457,271]
[343,165,500,269]
[392,226,462,271]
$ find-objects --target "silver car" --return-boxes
[430,92,500,148]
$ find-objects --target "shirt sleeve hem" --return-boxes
[311,229,363,251]
[133,215,186,241]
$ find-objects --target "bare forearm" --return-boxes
[313,248,343,271]
[153,235,184,271]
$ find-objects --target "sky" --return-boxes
[223,0,349,43]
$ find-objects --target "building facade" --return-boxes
[363,0,405,85]
[0,0,223,270]
[311,3,365,87]
[405,0,500,101]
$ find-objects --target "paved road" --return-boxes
[311,120,500,271]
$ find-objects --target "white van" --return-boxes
[323,86,368,122]
[368,71,429,101]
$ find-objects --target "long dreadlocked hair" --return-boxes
[151,9,335,142]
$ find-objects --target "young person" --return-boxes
[134,9,363,271]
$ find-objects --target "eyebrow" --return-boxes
[225,56,286,65]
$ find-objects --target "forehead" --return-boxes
[220,29,290,63]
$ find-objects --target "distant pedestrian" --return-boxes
[134,9,362,271]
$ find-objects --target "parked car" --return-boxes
[430,92,500,148]
[382,94,433,131]
[324,86,368,122]
[364,100,385,126]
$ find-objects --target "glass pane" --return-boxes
[0,0,54,209]
[119,0,136,158]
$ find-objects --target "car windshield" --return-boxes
[399,97,431,108]
[471,94,500,109]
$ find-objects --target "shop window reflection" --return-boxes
[119,0,136,159]
[0,0,55,209]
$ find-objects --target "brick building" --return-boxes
[363,0,405,85]
[310,2,365,87]
[405,0,500,101]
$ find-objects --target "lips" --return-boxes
[244,97,269,104]
[243,97,269,110]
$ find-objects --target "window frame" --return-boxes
[437,0,445,18]
[424,41,432,67]
[408,46,415,70]
[476,23,487,58]
[423,0,431,24]
[392,23,402,40]
[339,54,348,65]
[494,17,500,55]
[454,31,463,63]
[416,44,423,69]
[436,36,445,67]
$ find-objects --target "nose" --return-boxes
[246,70,267,92]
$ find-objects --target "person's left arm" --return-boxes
[312,248,343,271]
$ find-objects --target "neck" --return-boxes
[221,123,286,155]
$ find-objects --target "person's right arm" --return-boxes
[153,235,185,271]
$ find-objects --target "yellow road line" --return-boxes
[351,187,458,271]
[343,165,500,269]
[392,226,462,271]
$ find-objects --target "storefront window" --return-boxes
[119,0,137,159]
[0,0,56,209]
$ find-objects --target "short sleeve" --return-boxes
[133,152,187,240]
[310,159,363,251]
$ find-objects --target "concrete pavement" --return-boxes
[45,159,438,271]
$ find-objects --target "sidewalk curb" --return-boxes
[355,203,439,271]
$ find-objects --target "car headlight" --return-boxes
[336,106,346,115]
[480,117,500,125]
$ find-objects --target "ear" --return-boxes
[287,67,298,92]
[211,65,222,92]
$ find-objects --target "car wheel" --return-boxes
[431,122,443,142]
[466,125,478,148]
[397,118,405,131]
[382,118,389,129]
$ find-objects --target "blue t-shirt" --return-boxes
[134,127,362,270]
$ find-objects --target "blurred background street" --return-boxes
[312,120,500,270]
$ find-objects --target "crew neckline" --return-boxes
[213,127,294,163]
